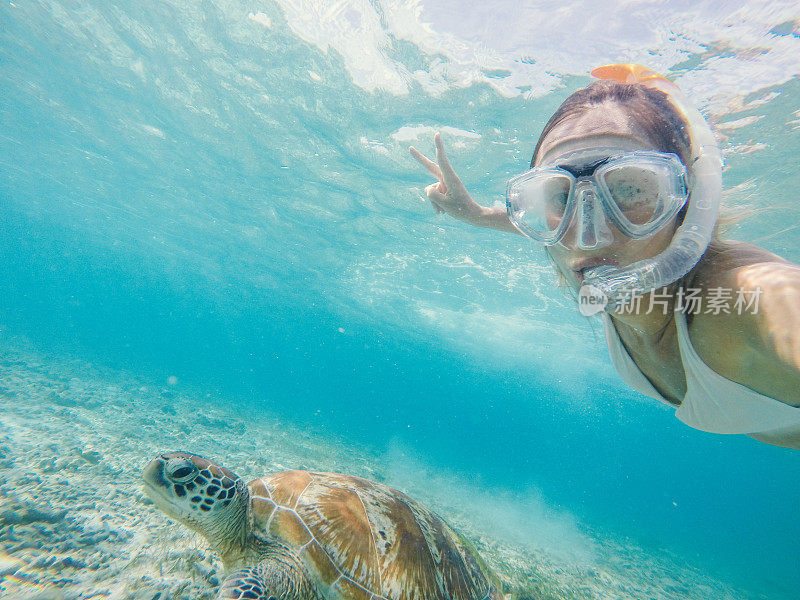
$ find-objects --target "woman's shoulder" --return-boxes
[691,239,792,286]
[686,240,796,309]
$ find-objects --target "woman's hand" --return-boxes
[409,133,488,225]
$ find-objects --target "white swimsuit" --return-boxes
[602,311,800,436]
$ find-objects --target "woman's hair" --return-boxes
[531,79,692,168]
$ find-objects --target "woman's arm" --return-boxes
[693,245,800,408]
[741,266,800,448]
[409,133,522,235]
[737,261,800,387]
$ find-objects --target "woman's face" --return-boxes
[536,105,680,292]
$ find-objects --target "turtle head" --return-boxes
[142,452,249,555]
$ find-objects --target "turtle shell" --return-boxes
[247,470,497,600]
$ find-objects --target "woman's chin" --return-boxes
[566,274,583,292]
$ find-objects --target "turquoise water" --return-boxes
[1,1,799,599]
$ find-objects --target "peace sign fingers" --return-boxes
[434,132,464,192]
[408,132,485,226]
[409,145,445,190]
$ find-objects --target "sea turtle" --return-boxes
[142,451,505,600]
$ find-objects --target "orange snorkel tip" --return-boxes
[590,63,680,94]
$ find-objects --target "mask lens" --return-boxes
[508,172,572,236]
[602,165,663,225]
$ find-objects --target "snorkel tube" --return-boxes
[581,64,723,311]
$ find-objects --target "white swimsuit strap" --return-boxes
[602,310,800,436]
[673,310,800,434]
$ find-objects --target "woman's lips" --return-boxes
[571,258,619,283]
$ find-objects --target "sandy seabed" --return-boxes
[0,340,749,600]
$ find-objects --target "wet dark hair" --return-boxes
[531,80,692,168]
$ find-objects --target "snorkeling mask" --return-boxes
[507,64,722,311]
[506,149,689,250]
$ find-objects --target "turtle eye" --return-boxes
[165,458,198,483]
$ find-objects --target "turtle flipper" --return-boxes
[217,569,273,600]
[217,556,315,600]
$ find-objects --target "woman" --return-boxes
[410,64,800,449]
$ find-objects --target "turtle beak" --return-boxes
[141,458,189,523]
